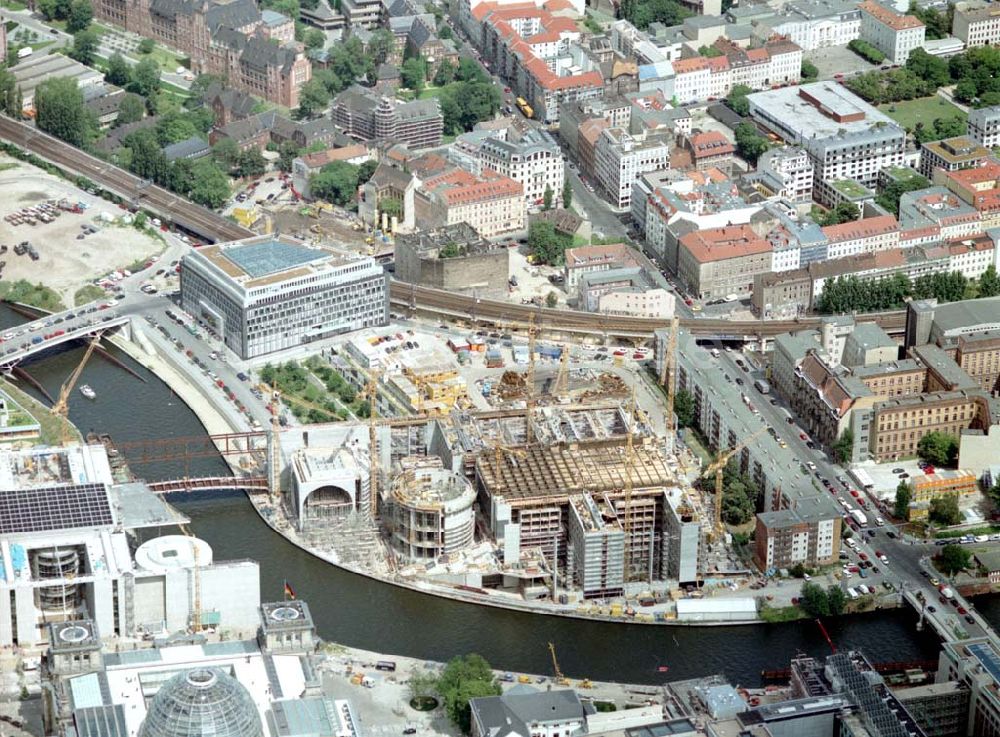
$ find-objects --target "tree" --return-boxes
[725,84,753,117]
[980,265,1000,298]
[0,67,22,117]
[799,582,830,617]
[155,113,199,145]
[801,59,819,81]
[212,138,241,170]
[929,494,962,526]
[35,77,92,147]
[113,93,144,126]
[310,160,360,205]
[188,159,230,208]
[137,37,155,54]
[848,39,886,64]
[408,669,438,701]
[543,184,554,211]
[38,0,71,20]
[379,197,403,219]
[236,148,266,178]
[124,128,169,184]
[619,0,690,30]
[827,586,846,616]
[832,429,854,464]
[276,141,302,172]
[734,122,768,165]
[106,52,132,87]
[455,57,487,83]
[674,389,694,429]
[816,202,860,227]
[303,27,325,50]
[296,78,331,119]
[67,0,93,32]
[128,58,161,99]
[527,221,572,266]
[875,173,930,216]
[437,654,501,733]
[368,28,395,66]
[434,59,455,86]
[938,543,971,574]
[917,431,959,466]
[905,48,951,89]
[545,291,558,308]
[562,178,572,210]
[69,28,100,66]
[401,56,427,93]
[357,159,378,185]
[894,481,912,520]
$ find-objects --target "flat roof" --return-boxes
[223,240,329,279]
[748,83,902,142]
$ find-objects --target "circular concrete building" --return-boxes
[388,465,476,562]
[135,535,214,573]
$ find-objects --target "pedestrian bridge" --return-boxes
[0,304,129,368]
[148,476,269,494]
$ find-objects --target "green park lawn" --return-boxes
[878,96,966,132]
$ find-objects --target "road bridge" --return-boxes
[0,304,128,368]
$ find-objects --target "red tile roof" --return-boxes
[859,0,924,30]
[688,131,734,159]
[679,225,771,263]
[821,214,899,242]
[423,168,523,206]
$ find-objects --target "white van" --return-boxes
[847,587,860,600]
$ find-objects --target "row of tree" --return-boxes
[815,269,978,314]
[799,582,847,617]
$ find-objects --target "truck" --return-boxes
[17,47,32,59]
[723,293,739,302]
[754,379,770,394]
[850,509,868,527]
[515,96,534,119]
[940,586,955,600]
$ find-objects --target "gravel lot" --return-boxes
[0,157,162,305]
[805,46,879,80]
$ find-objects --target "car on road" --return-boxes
[892,467,905,474]
[928,605,936,613]
[958,606,967,615]
[966,614,976,624]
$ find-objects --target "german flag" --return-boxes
[283,581,296,600]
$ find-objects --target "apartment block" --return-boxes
[899,187,982,241]
[822,215,900,260]
[953,1,1000,47]
[669,37,802,106]
[754,505,840,570]
[968,106,1000,149]
[415,168,525,237]
[684,131,736,172]
[858,0,925,65]
[919,136,991,180]
[331,87,443,149]
[753,146,814,202]
[677,225,773,300]
[868,390,991,462]
[748,83,906,188]
[594,128,669,208]
[477,128,564,209]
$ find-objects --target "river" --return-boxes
[5,306,980,687]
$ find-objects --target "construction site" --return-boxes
[239,314,773,618]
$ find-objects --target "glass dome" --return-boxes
[139,668,264,737]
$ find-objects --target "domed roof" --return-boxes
[139,668,263,737]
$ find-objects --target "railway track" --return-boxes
[0,115,909,339]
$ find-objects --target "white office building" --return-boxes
[969,106,1000,149]
[953,1,1000,47]
[595,128,669,209]
[477,129,565,209]
[858,0,925,65]
[181,235,388,359]
[766,0,861,51]
[747,83,906,189]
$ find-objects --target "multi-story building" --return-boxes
[969,106,1000,149]
[754,503,841,570]
[939,639,1000,737]
[822,215,900,260]
[394,222,510,295]
[91,0,309,107]
[683,131,735,172]
[899,187,982,241]
[764,0,861,51]
[858,0,925,65]
[753,146,814,202]
[477,128,564,209]
[747,83,906,189]
[563,242,638,291]
[919,136,991,180]
[868,389,991,462]
[331,87,443,149]
[477,3,602,123]
[670,37,802,105]
[579,268,676,318]
[415,168,525,237]
[953,1,1000,47]
[180,235,388,359]
[594,128,669,209]
[952,331,1000,393]
[677,225,773,300]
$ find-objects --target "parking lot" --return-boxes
[805,45,878,80]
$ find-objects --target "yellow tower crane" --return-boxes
[622,390,638,582]
[701,427,767,541]
[660,316,680,437]
[51,332,104,445]
[548,642,570,686]
[524,314,537,444]
[551,344,570,400]
[267,385,283,501]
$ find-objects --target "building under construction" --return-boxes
[475,438,687,595]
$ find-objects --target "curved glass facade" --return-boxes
[139,668,263,737]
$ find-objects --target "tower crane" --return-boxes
[660,316,680,440]
[701,427,767,541]
[51,332,104,445]
[366,370,381,519]
[551,344,570,400]
[622,390,638,582]
[548,642,570,686]
[267,385,283,501]
[524,314,537,444]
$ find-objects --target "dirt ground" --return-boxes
[0,156,163,305]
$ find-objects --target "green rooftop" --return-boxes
[831,179,872,199]
[882,166,923,183]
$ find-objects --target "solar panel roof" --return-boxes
[223,240,321,279]
[0,483,113,534]
[969,643,1000,683]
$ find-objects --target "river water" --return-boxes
[10,307,995,687]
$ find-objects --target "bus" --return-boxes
[515,97,534,119]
